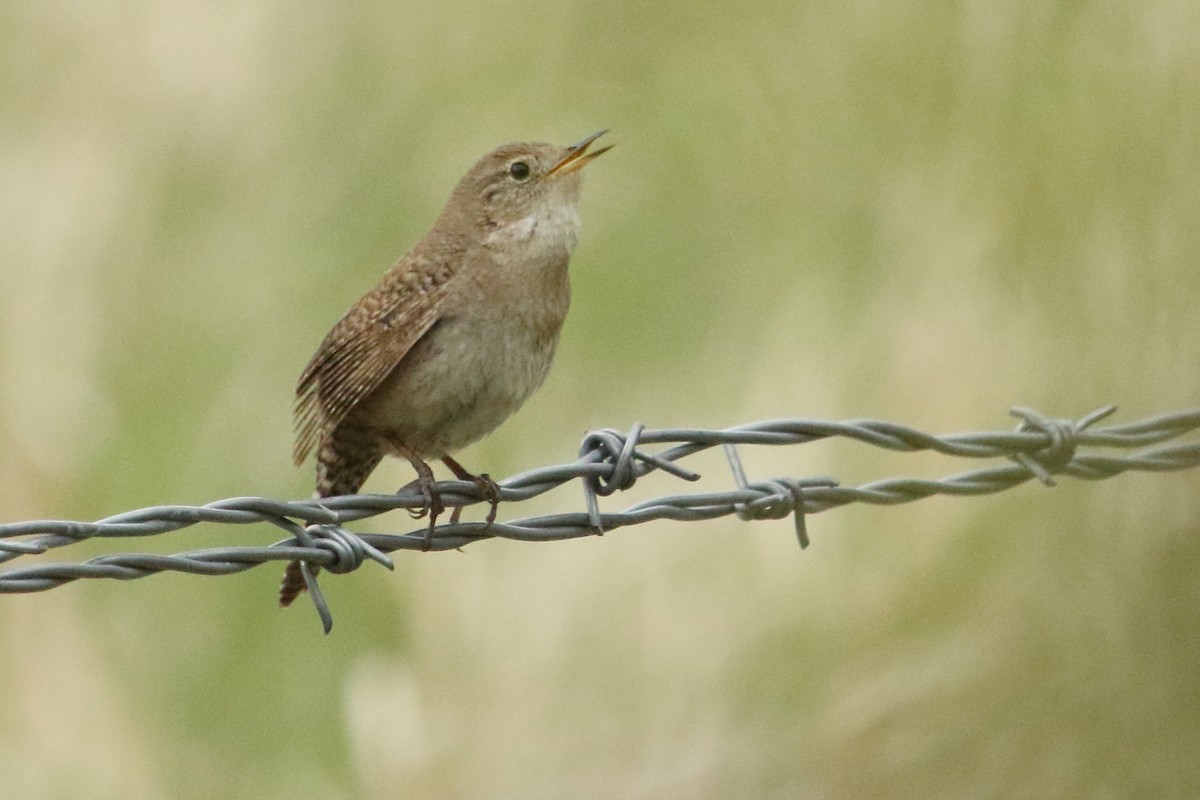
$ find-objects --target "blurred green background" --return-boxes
[2,1,1199,798]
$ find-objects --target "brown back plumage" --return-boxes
[292,249,459,466]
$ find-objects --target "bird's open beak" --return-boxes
[545,129,613,176]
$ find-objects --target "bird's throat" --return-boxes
[484,198,582,261]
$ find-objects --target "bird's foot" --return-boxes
[417,477,443,551]
[442,455,501,527]
[393,449,443,551]
[399,473,445,522]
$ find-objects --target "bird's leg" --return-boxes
[441,454,501,527]
[390,440,443,551]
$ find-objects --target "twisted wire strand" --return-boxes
[2,406,1198,630]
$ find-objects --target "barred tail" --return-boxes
[279,429,383,608]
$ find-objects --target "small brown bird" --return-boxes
[279,130,611,607]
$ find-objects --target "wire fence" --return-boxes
[3,405,1199,632]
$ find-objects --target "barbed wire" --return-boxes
[2,405,1199,632]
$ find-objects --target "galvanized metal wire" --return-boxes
[2,405,1199,632]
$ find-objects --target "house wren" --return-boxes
[279,130,612,607]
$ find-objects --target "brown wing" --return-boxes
[293,252,456,466]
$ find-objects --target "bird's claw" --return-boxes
[398,472,444,550]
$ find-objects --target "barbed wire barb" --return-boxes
[2,405,1199,632]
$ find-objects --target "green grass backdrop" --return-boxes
[2,2,1198,798]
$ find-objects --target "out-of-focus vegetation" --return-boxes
[2,2,1198,798]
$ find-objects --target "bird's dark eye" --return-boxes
[508,161,532,182]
